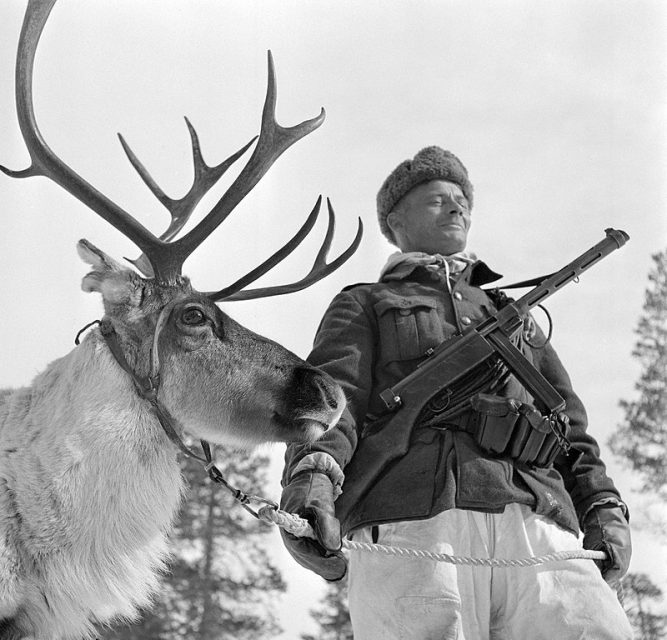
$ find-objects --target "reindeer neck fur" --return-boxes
[0,287,191,636]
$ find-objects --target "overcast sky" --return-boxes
[1,1,666,636]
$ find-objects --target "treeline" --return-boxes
[101,448,285,640]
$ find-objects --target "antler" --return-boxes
[0,0,162,266]
[209,198,363,301]
[170,52,326,263]
[1,0,362,288]
[118,119,256,276]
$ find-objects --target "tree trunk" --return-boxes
[197,480,218,640]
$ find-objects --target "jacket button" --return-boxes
[461,316,472,325]
[399,309,411,316]
[453,292,463,301]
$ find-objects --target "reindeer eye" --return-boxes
[181,307,206,326]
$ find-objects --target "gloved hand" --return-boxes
[582,505,631,585]
[279,471,347,581]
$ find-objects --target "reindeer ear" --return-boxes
[78,238,127,270]
[78,239,141,306]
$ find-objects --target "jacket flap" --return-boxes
[374,294,438,316]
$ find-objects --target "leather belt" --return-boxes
[426,411,478,434]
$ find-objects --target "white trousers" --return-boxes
[348,504,633,640]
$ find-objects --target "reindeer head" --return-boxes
[1,0,362,448]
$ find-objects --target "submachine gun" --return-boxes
[336,228,629,518]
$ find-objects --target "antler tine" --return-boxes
[119,119,256,276]
[214,199,363,302]
[0,0,164,272]
[206,196,324,300]
[173,51,326,262]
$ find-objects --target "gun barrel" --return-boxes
[607,228,630,248]
[518,228,629,310]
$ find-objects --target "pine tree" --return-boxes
[609,249,667,498]
[623,573,667,640]
[102,445,285,639]
[302,575,353,640]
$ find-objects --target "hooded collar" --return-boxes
[380,250,503,288]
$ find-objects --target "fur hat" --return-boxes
[376,146,473,244]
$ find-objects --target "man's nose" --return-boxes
[445,200,465,216]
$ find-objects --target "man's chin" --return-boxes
[429,240,468,255]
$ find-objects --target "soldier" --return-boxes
[280,146,633,639]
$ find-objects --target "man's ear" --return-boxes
[386,210,403,236]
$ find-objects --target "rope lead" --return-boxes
[258,506,607,568]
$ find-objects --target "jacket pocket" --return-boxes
[453,435,519,511]
[374,294,443,363]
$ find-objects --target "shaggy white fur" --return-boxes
[0,242,345,639]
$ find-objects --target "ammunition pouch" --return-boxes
[434,393,571,467]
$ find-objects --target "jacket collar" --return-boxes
[467,261,504,287]
[380,252,503,287]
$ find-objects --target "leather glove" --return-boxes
[279,471,347,581]
[582,505,631,585]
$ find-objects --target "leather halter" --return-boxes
[80,307,276,518]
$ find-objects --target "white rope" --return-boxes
[340,541,606,567]
[258,506,607,568]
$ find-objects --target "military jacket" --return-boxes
[283,261,622,535]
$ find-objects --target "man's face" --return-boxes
[387,180,471,254]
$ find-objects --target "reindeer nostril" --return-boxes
[293,366,342,414]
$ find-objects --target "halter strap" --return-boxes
[93,315,275,518]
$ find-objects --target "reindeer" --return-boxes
[0,1,362,638]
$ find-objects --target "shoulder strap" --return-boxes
[494,272,554,290]
[342,281,373,292]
